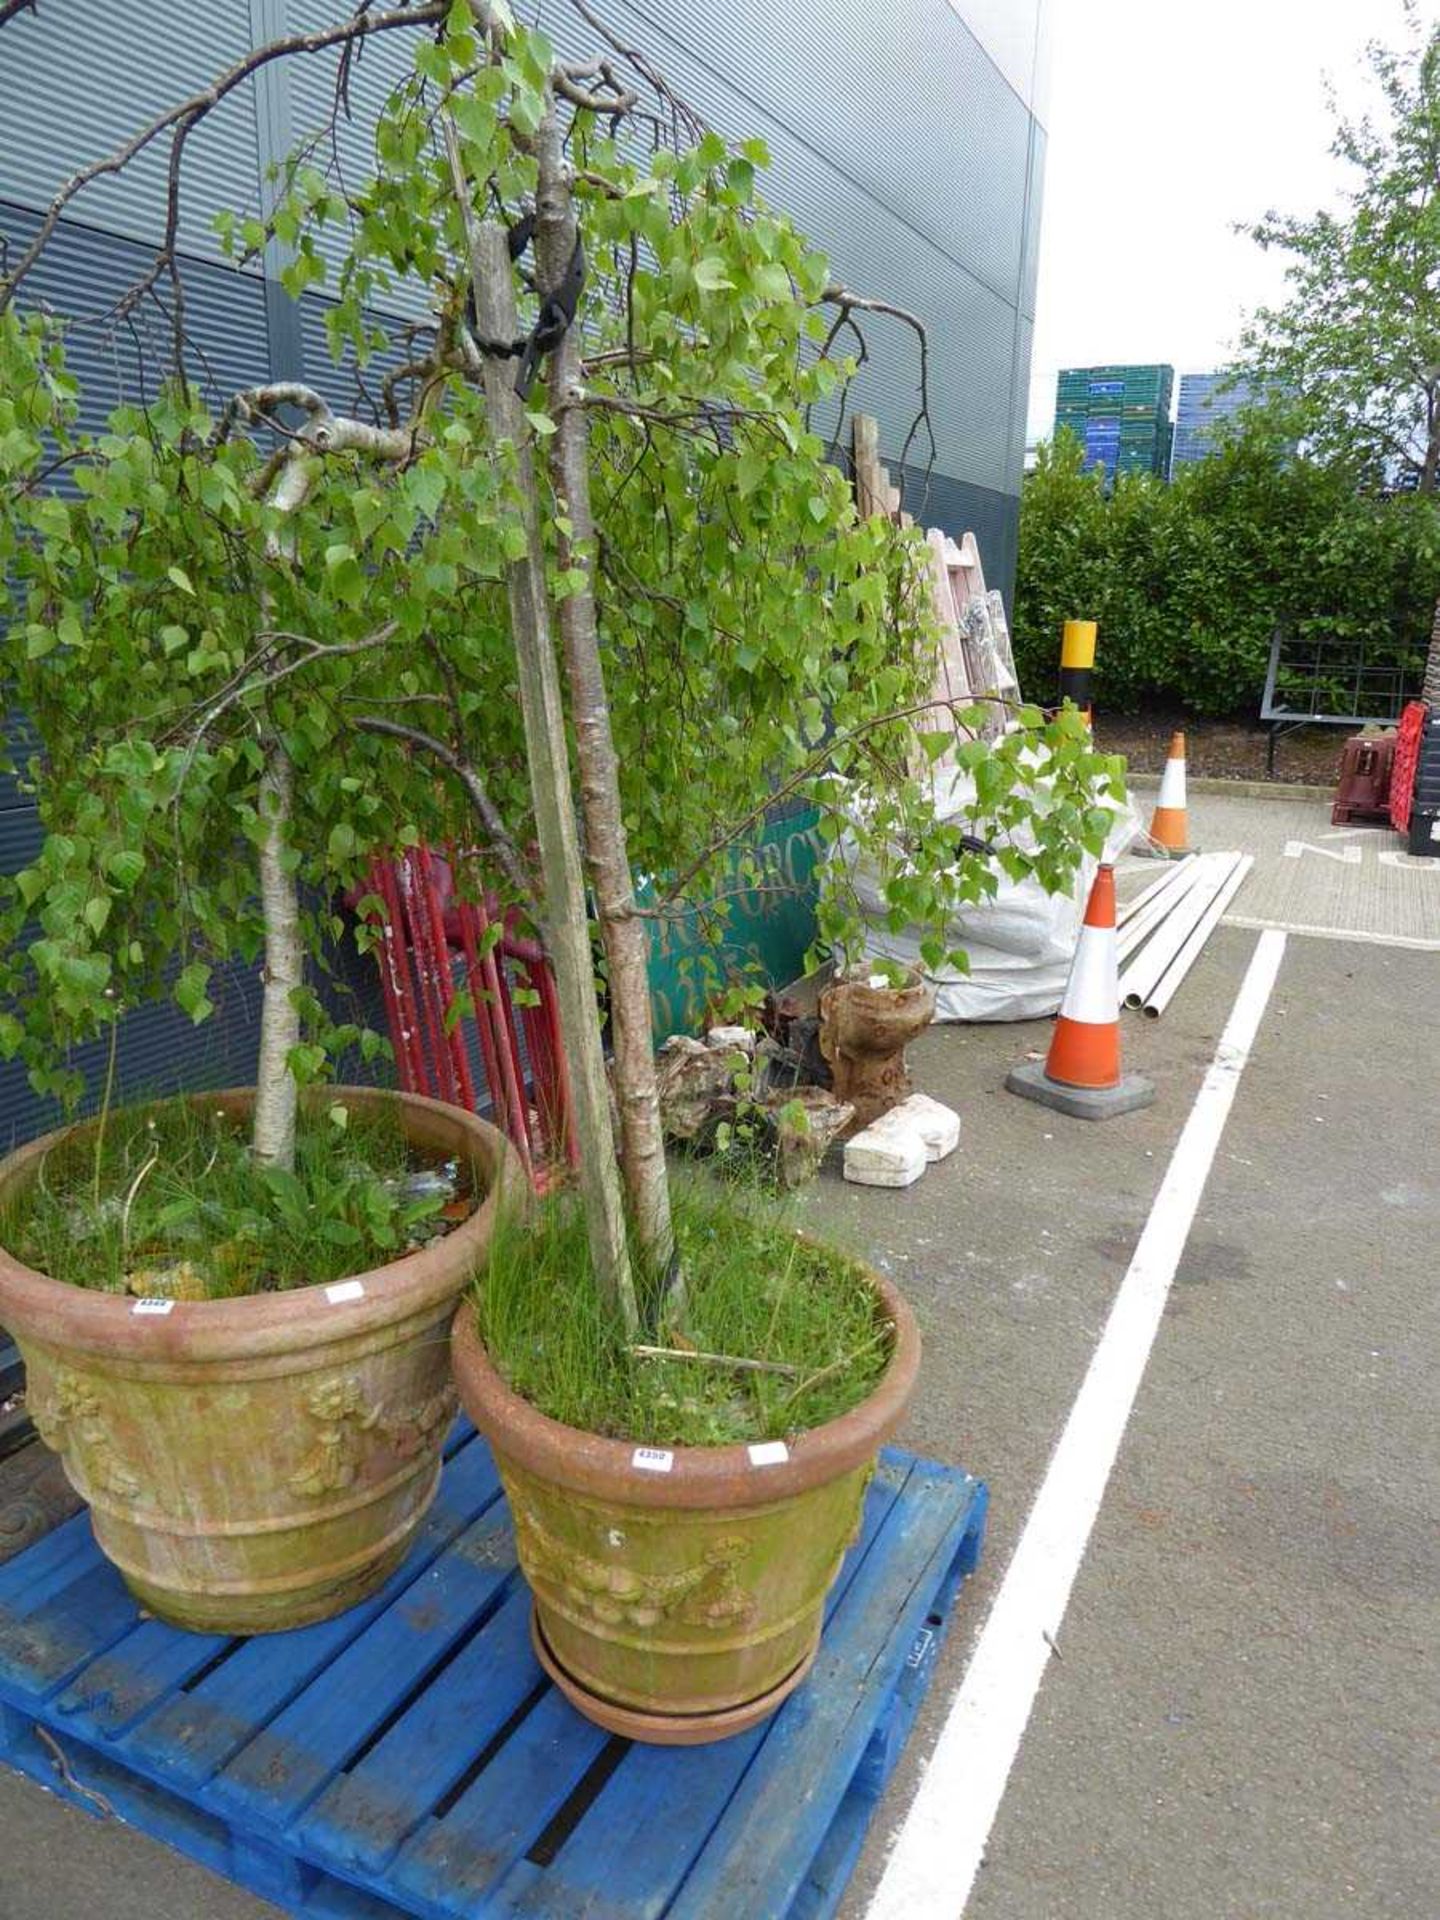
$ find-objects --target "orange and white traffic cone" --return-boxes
[1145,731,1192,857]
[1006,864,1155,1119]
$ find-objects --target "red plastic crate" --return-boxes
[1389,701,1427,833]
[1330,733,1395,825]
[360,850,575,1187]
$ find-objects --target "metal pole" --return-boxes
[1118,853,1238,1009]
[1143,856,1255,1018]
[1115,856,1210,967]
[1116,858,1191,928]
[1059,619,1097,717]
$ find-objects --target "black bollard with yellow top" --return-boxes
[1059,618,1096,720]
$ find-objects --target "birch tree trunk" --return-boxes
[444,122,638,1332]
[533,111,676,1289]
[252,741,303,1170]
[241,393,416,1172]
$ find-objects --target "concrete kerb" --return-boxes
[1127,773,1332,803]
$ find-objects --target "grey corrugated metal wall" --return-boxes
[0,0,1047,1148]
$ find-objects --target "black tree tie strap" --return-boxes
[513,232,585,400]
[467,211,586,402]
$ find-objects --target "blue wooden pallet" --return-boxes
[0,1423,986,1920]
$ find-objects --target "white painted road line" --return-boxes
[867,928,1289,1920]
[1223,913,1440,952]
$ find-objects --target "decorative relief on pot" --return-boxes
[288,1374,457,1498]
[513,1504,757,1631]
[385,1384,457,1459]
[29,1367,145,1504]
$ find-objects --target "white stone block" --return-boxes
[888,1093,961,1162]
[706,1025,755,1053]
[843,1111,927,1188]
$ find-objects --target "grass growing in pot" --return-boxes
[473,1178,889,1449]
[5,1098,471,1299]
[0,1090,516,1633]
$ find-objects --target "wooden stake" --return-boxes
[533,109,679,1312]
[444,120,637,1334]
[852,413,885,520]
[630,1344,799,1380]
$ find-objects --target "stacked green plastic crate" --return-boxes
[1054,364,1174,483]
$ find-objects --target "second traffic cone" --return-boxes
[1005,864,1155,1120]
[1147,731,1192,856]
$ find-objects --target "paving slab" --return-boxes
[1155,789,1440,947]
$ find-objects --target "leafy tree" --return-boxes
[1,0,1118,1327]
[1240,7,1440,490]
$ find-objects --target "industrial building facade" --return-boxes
[0,0,1051,1144]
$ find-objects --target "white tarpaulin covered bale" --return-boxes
[823,764,1140,1022]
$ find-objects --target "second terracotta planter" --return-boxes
[452,1267,919,1743]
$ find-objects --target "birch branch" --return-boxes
[165,626,402,762]
[350,716,538,914]
[553,59,639,117]
[817,281,936,483]
[562,0,709,144]
[0,3,448,316]
[653,694,998,910]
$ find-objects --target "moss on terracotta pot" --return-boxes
[451,1263,919,1744]
[0,1087,522,1634]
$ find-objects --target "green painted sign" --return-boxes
[642,807,825,1040]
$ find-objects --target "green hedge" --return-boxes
[1013,429,1440,716]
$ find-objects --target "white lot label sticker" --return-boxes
[631,1447,674,1474]
[325,1280,366,1305]
[747,1440,789,1468]
[131,1297,175,1316]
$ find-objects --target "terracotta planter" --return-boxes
[0,1087,522,1634]
[451,1266,919,1744]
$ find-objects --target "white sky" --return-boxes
[1026,0,1430,439]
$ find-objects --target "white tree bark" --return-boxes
[240,386,422,1171]
[251,742,303,1169]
